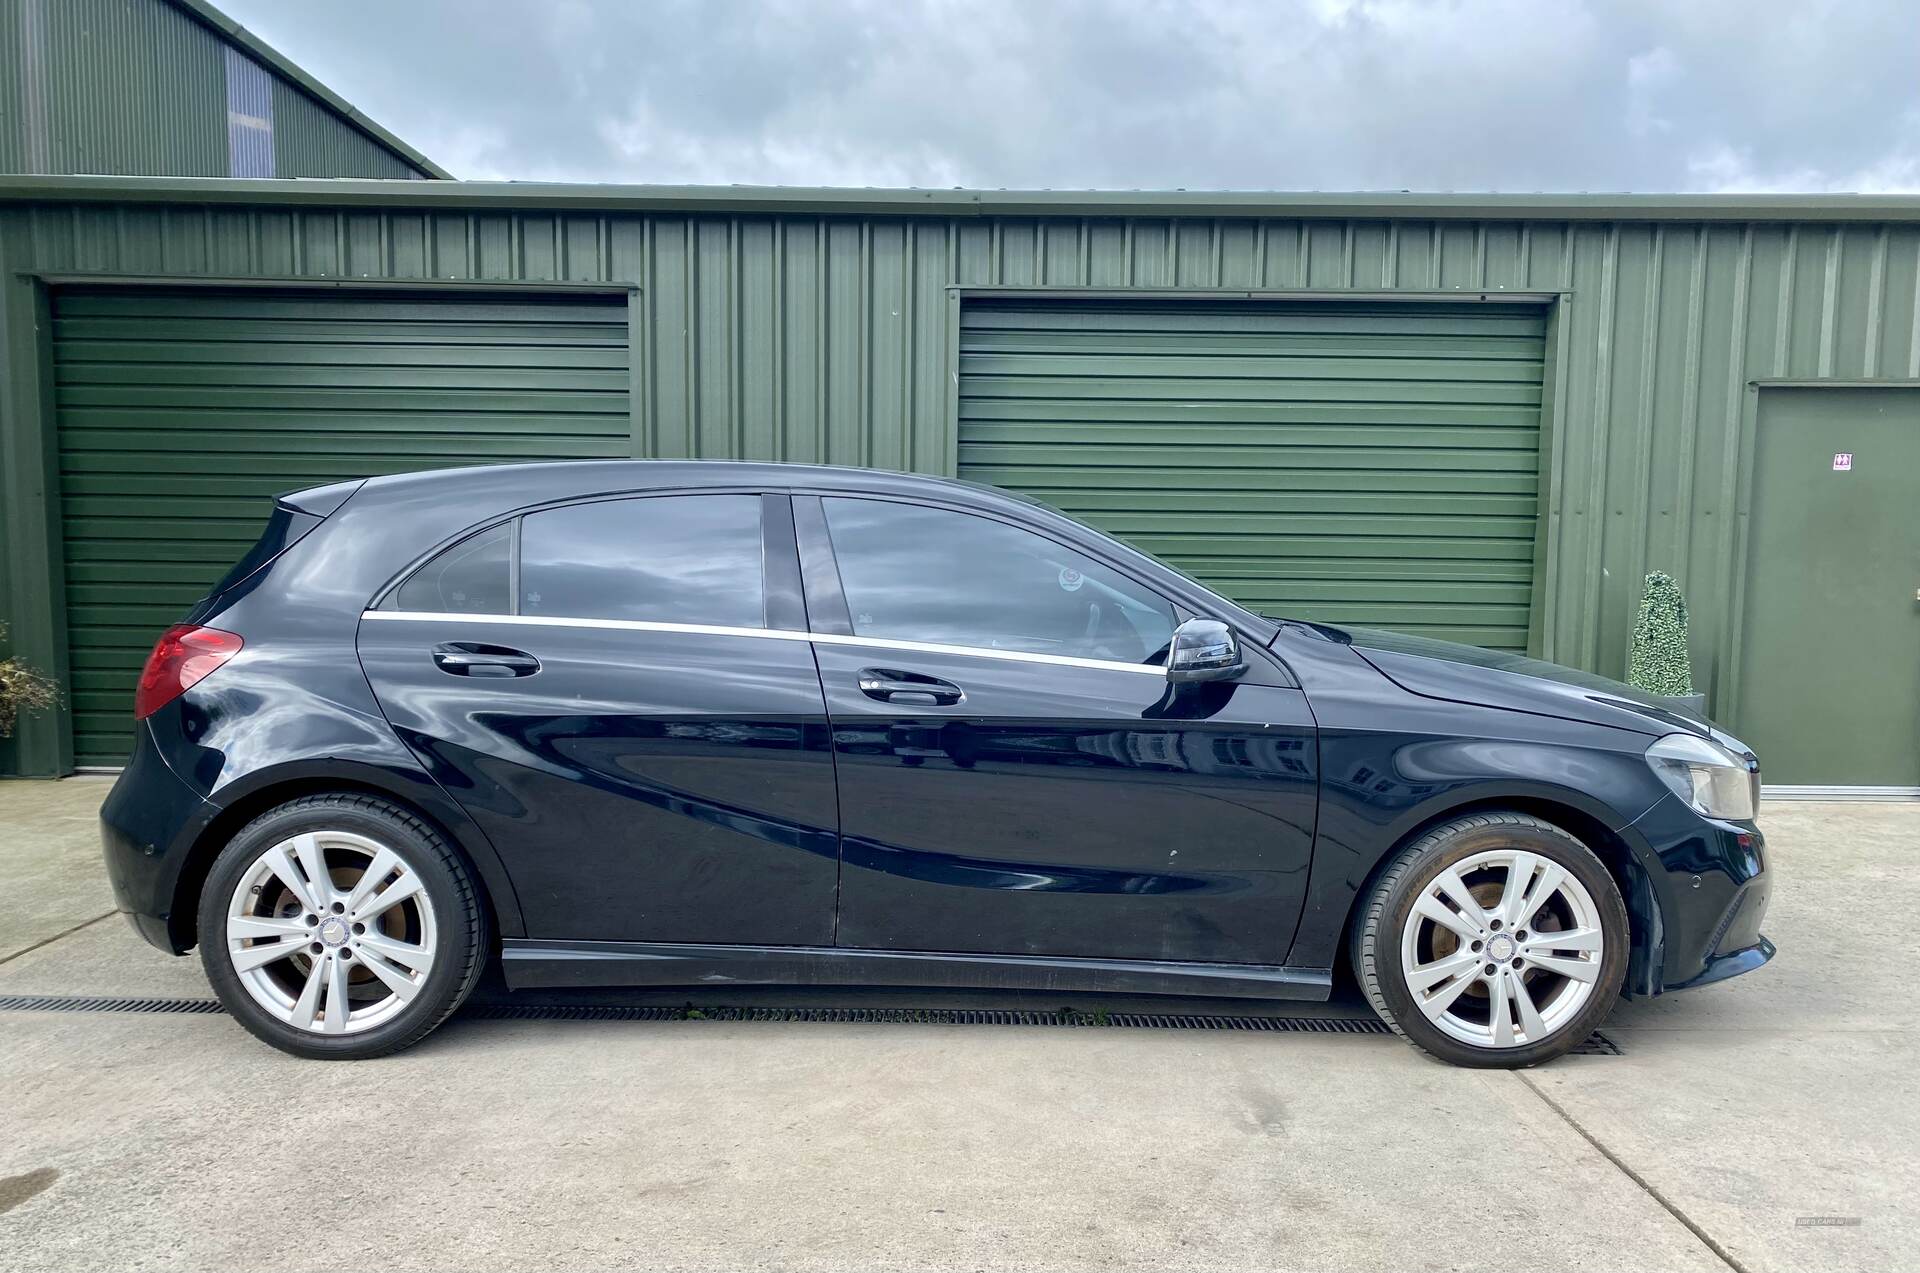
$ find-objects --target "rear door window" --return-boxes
[518,495,765,628]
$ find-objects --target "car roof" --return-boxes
[352,458,984,502]
[331,460,1088,528]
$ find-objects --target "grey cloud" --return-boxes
[220,0,1920,192]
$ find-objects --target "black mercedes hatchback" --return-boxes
[101,461,1772,1066]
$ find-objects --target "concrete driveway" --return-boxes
[1,778,1915,1273]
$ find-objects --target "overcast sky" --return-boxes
[218,0,1920,193]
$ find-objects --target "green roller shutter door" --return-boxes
[957,300,1547,649]
[52,288,632,766]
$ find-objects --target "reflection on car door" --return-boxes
[356,492,840,946]
[801,495,1318,966]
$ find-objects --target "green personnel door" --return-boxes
[955,300,1548,649]
[1732,388,1920,789]
[51,287,632,767]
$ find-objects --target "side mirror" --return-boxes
[1166,618,1245,684]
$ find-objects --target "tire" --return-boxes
[1353,812,1628,1069]
[198,793,488,1060]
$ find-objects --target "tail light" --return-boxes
[134,625,244,720]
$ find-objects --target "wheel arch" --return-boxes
[1332,794,1663,998]
[167,764,525,954]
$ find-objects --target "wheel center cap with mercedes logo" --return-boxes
[1487,934,1516,963]
[318,917,350,947]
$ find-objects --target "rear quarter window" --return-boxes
[389,522,511,614]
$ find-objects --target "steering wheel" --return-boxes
[1080,600,1141,662]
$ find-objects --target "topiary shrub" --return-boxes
[1626,571,1694,697]
[0,622,58,738]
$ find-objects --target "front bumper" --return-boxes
[1624,792,1773,995]
[99,721,217,954]
[1667,935,1775,991]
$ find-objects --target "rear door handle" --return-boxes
[858,668,964,706]
[432,642,540,678]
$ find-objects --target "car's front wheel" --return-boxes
[1354,812,1628,1068]
[198,793,487,1060]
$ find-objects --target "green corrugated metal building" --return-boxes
[2,178,1917,791]
[2,0,446,179]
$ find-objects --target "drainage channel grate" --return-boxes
[0,994,226,1015]
[464,1004,1395,1032]
[0,993,1620,1052]
[1567,1031,1623,1056]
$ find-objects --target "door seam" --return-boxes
[808,640,846,947]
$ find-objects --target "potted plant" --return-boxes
[0,621,59,742]
[1626,572,1707,715]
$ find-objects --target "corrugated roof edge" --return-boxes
[3,175,1919,220]
[163,0,453,180]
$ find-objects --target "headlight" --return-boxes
[1645,733,1759,821]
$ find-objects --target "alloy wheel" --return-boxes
[224,829,439,1036]
[1398,848,1604,1050]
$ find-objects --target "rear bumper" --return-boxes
[99,721,216,955]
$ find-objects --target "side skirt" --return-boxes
[501,940,1335,1001]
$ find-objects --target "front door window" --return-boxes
[821,497,1176,665]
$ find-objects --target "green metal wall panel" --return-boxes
[10,0,227,177]
[0,208,69,777]
[1,0,432,178]
[0,2,30,173]
[6,195,1920,772]
[50,288,630,764]
[956,300,1546,649]
[269,78,420,181]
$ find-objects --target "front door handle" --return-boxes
[432,642,540,678]
[858,668,964,706]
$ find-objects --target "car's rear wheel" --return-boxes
[198,793,487,1060]
[1354,812,1628,1068]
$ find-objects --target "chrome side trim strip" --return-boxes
[366,609,799,641]
[1762,784,1920,801]
[817,631,1157,676]
[361,610,1165,676]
